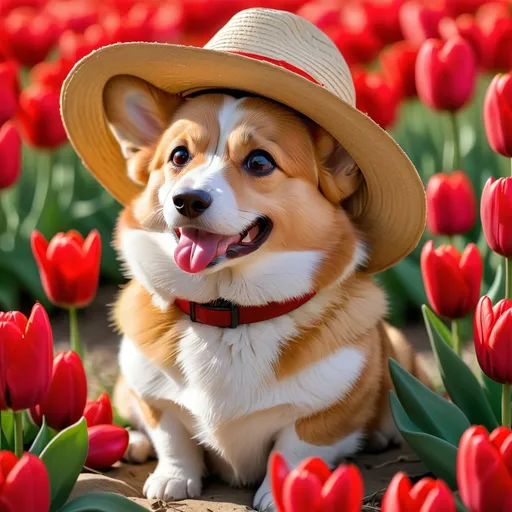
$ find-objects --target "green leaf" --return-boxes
[60,493,148,512]
[423,306,498,431]
[40,417,89,512]
[487,261,505,304]
[29,417,57,456]
[1,410,14,451]
[389,359,471,446]
[23,410,40,446]
[390,392,458,489]
[483,372,503,423]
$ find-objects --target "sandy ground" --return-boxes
[52,284,446,510]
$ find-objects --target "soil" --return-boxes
[52,284,453,510]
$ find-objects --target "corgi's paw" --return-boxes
[123,430,155,464]
[143,463,202,501]
[253,480,276,512]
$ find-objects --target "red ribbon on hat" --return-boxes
[229,51,324,86]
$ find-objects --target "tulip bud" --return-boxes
[399,2,445,47]
[0,60,19,126]
[481,177,512,258]
[420,241,483,320]
[84,392,113,427]
[0,451,50,512]
[0,303,53,411]
[483,73,512,158]
[426,170,477,235]
[2,8,61,67]
[30,351,87,431]
[0,121,22,190]
[31,229,101,309]
[382,472,456,512]
[30,58,72,92]
[17,84,67,149]
[474,296,512,385]
[380,41,419,99]
[86,425,129,469]
[457,425,512,512]
[352,69,400,129]
[415,37,476,112]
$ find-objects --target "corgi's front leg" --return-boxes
[139,403,205,501]
[253,426,363,512]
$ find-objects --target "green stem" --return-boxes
[451,319,462,357]
[506,258,512,301]
[13,410,24,459]
[450,113,461,171]
[503,384,511,427]
[69,307,83,359]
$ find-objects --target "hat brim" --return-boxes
[60,42,426,274]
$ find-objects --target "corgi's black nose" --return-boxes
[172,189,212,219]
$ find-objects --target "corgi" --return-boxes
[106,75,428,510]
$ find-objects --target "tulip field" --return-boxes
[2,0,512,510]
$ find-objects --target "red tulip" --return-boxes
[296,2,341,32]
[421,241,483,319]
[0,303,53,411]
[399,1,445,47]
[380,41,419,98]
[270,453,363,512]
[0,121,22,190]
[439,14,487,68]
[29,58,72,92]
[474,296,512,385]
[353,69,400,129]
[103,3,154,43]
[477,5,512,72]
[58,25,112,66]
[481,177,512,258]
[483,73,512,158]
[426,170,477,235]
[86,425,129,469]
[381,472,455,511]
[360,0,405,45]
[17,84,67,149]
[0,59,19,126]
[31,229,101,308]
[444,0,490,17]
[0,451,50,512]
[45,0,98,33]
[0,0,43,16]
[328,25,383,67]
[84,393,113,427]
[1,7,61,67]
[30,351,87,431]
[457,425,512,511]
[415,36,476,111]
[150,4,183,43]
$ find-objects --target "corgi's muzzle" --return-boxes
[172,188,213,219]
[173,216,273,274]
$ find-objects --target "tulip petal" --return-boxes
[488,309,512,384]
[2,453,50,512]
[474,296,496,380]
[282,468,322,512]
[295,457,332,486]
[457,425,512,511]
[381,472,413,511]
[458,243,483,314]
[321,464,363,512]
[30,230,49,267]
[86,425,129,469]
[83,392,114,427]
[491,427,512,476]
[270,453,289,512]
[419,480,456,512]
[0,451,18,483]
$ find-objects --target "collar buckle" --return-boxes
[190,299,240,329]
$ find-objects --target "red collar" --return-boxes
[174,293,316,329]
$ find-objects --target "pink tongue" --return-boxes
[174,228,240,273]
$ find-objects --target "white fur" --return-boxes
[159,97,255,236]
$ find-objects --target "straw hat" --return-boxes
[61,7,426,274]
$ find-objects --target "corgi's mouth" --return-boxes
[173,217,273,274]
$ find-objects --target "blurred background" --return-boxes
[0,0,511,326]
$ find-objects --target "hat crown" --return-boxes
[204,8,356,107]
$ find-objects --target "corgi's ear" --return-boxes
[103,75,182,184]
[314,127,364,204]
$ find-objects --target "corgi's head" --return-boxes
[106,75,368,304]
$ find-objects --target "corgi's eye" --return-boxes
[170,146,190,167]
[244,150,276,175]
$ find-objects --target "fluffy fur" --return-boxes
[106,75,428,510]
